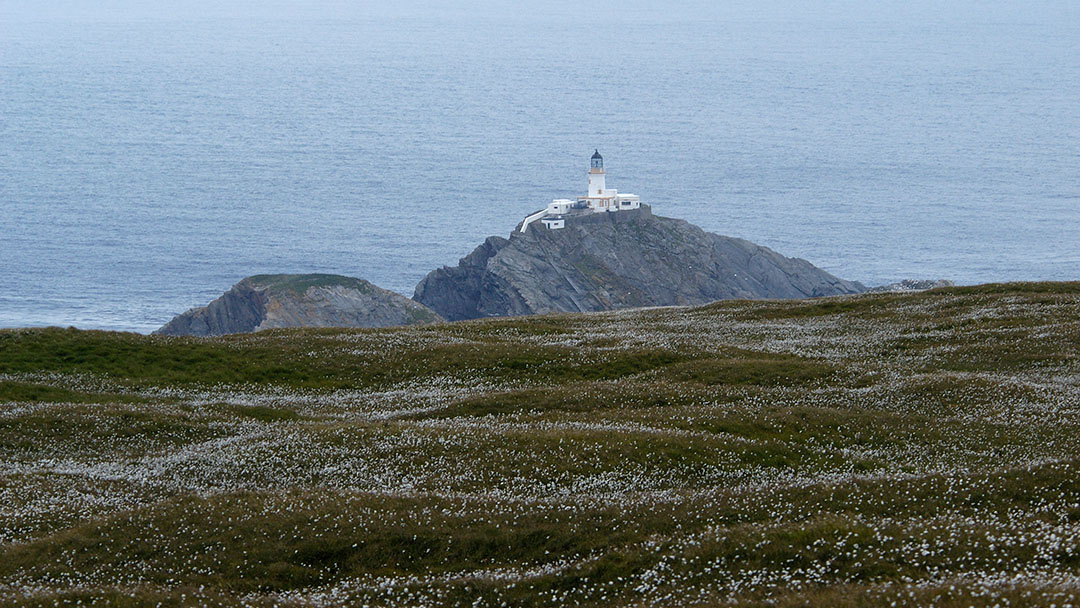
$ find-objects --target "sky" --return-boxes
[3,0,1078,24]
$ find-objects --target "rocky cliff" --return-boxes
[157,274,442,337]
[414,206,865,321]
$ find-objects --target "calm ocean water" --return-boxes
[2,1,1079,332]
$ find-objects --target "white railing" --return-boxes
[520,209,550,232]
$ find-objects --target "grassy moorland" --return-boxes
[1,283,1079,607]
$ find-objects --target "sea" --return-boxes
[2,0,1079,333]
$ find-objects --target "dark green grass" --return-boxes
[4,282,1075,389]
[660,354,834,386]
[0,491,652,593]
[2,461,1076,605]
[716,281,1080,322]
[407,382,691,419]
[0,380,147,404]
[226,404,301,422]
[409,348,830,420]
[246,273,375,296]
[3,284,1080,606]
[0,406,221,459]
[0,329,327,388]
[0,328,697,389]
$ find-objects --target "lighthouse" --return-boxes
[580,149,617,210]
[578,149,638,213]
[587,149,607,197]
[519,150,643,232]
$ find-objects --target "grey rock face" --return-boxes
[157,274,442,337]
[414,206,865,321]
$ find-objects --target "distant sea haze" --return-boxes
[1,1,1078,332]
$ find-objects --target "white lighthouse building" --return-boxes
[587,150,609,199]
[521,150,642,232]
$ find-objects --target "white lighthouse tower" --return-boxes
[579,149,618,211]
[587,149,607,197]
[578,149,639,213]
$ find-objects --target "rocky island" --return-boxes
[413,150,862,320]
[158,152,866,335]
[156,274,441,337]
[158,211,863,336]
[415,205,863,321]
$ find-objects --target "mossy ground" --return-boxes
[246,274,376,297]
[1,283,1079,606]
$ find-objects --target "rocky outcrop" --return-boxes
[157,274,442,337]
[414,206,865,321]
[867,279,955,293]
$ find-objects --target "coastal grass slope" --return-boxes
[1,283,1079,607]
